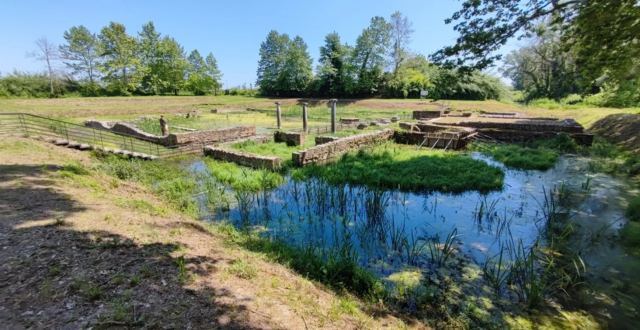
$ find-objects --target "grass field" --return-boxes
[1,95,638,130]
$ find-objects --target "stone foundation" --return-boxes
[412,110,442,120]
[274,131,305,146]
[393,129,475,150]
[315,136,340,145]
[203,146,282,170]
[292,129,394,166]
[167,126,256,146]
[85,120,256,147]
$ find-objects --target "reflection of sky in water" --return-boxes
[189,153,630,277]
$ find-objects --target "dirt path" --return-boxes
[0,138,419,329]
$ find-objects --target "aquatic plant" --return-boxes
[294,143,504,193]
[425,228,459,267]
[469,142,559,171]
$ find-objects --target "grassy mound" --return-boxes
[294,143,504,193]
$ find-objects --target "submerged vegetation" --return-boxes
[294,143,504,192]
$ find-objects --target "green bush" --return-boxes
[560,94,583,105]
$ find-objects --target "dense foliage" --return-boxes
[0,21,223,97]
[256,12,507,100]
[435,0,640,106]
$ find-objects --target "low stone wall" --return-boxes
[431,118,584,133]
[203,146,282,170]
[274,131,305,146]
[393,130,474,150]
[85,120,257,147]
[315,136,340,145]
[478,129,593,145]
[167,126,256,146]
[412,110,442,120]
[292,129,394,166]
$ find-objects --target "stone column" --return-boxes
[302,102,309,133]
[275,102,282,129]
[330,99,337,134]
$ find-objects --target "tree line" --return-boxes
[255,11,506,100]
[0,21,222,97]
[435,0,640,107]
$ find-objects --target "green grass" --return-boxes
[134,115,201,135]
[93,152,200,217]
[471,143,559,171]
[293,143,504,193]
[203,158,284,192]
[230,139,314,165]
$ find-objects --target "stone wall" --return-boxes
[478,129,593,145]
[203,146,282,170]
[274,131,305,146]
[432,118,584,133]
[292,129,394,166]
[314,136,340,145]
[85,120,257,147]
[167,126,256,146]
[393,130,473,150]
[412,110,442,120]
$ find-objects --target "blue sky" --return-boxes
[0,0,518,87]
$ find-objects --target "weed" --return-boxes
[61,162,90,175]
[470,142,559,171]
[70,278,103,301]
[425,228,458,267]
[227,259,257,279]
[626,196,640,222]
[204,159,284,192]
[175,255,192,284]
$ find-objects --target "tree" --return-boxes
[316,32,352,97]
[256,30,290,95]
[98,22,141,94]
[155,37,188,95]
[204,53,222,95]
[59,26,100,85]
[389,11,414,76]
[278,36,312,96]
[433,0,640,79]
[384,54,435,98]
[31,38,59,97]
[138,22,162,94]
[501,30,580,101]
[187,50,222,95]
[352,16,392,96]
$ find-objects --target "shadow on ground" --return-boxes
[0,164,265,329]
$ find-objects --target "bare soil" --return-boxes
[0,137,420,329]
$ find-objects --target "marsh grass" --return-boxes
[294,143,504,192]
[212,222,386,301]
[470,143,559,171]
[204,159,284,192]
[93,152,200,217]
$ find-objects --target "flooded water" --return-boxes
[186,153,640,327]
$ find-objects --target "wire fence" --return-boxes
[0,113,185,158]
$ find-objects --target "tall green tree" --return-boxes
[316,32,352,97]
[352,16,392,96]
[59,25,100,85]
[98,22,141,94]
[278,36,312,96]
[204,53,222,95]
[256,30,290,95]
[187,50,222,95]
[138,21,162,94]
[502,30,580,101]
[155,37,188,95]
